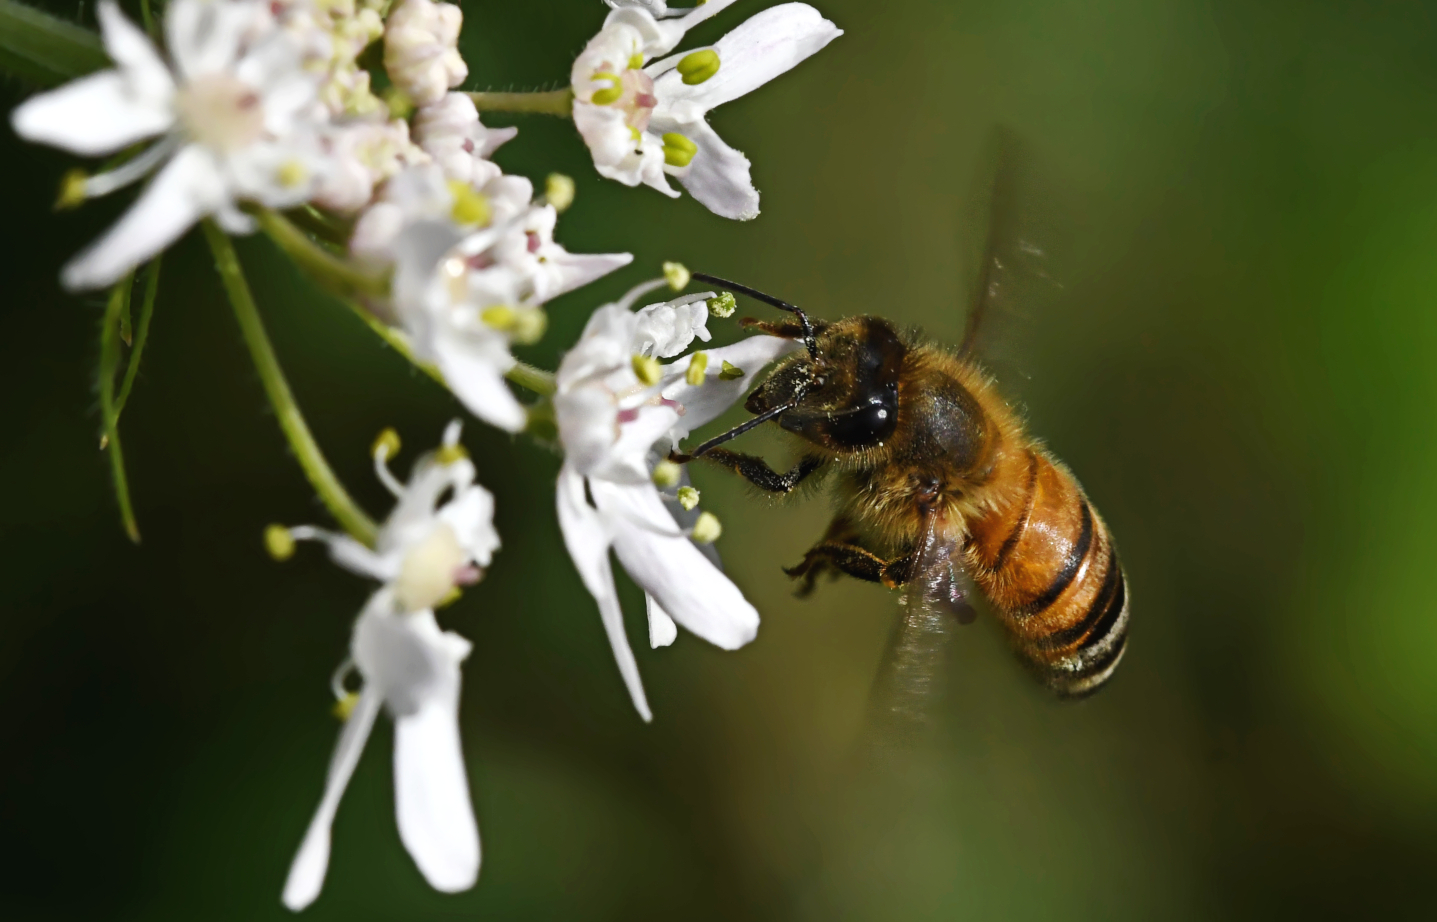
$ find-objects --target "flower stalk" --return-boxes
[255,209,390,300]
[202,220,379,546]
[467,89,573,117]
[99,270,140,542]
[114,256,161,420]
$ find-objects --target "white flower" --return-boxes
[570,2,841,219]
[554,279,800,719]
[11,0,332,289]
[351,164,632,432]
[413,92,518,188]
[281,421,494,911]
[313,118,430,214]
[384,0,467,107]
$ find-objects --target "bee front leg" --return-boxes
[683,447,825,494]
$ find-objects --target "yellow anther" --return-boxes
[510,307,548,345]
[632,354,662,386]
[332,692,360,721]
[662,132,697,168]
[590,73,622,106]
[447,180,491,226]
[482,305,516,329]
[676,49,720,85]
[685,351,708,385]
[691,511,722,544]
[629,126,642,141]
[435,443,469,466]
[708,292,737,318]
[277,159,308,188]
[677,485,700,511]
[719,360,744,381]
[264,524,296,561]
[545,172,575,213]
[55,168,88,210]
[663,261,691,290]
[629,52,646,70]
[372,427,401,459]
[652,459,682,488]
[437,586,463,608]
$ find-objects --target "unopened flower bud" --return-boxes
[685,351,709,385]
[719,360,744,381]
[265,524,296,561]
[632,354,662,386]
[691,511,723,544]
[372,427,401,460]
[652,459,682,488]
[707,291,737,318]
[545,173,576,212]
[384,0,467,107]
[677,485,700,510]
[663,261,691,290]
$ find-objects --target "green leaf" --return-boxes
[0,0,108,88]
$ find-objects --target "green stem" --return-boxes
[0,0,107,87]
[254,208,389,300]
[115,256,161,419]
[468,89,573,117]
[140,0,154,37]
[507,361,557,396]
[100,271,140,542]
[202,220,379,546]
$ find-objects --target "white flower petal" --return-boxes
[646,594,678,648]
[557,466,653,721]
[165,0,252,80]
[669,119,759,220]
[537,251,635,302]
[393,664,480,893]
[11,70,173,156]
[282,686,382,911]
[592,403,681,485]
[430,333,528,433]
[438,486,500,568]
[60,144,223,290]
[661,334,801,443]
[655,4,841,113]
[594,480,759,650]
[96,0,175,101]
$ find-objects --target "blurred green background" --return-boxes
[5,0,1437,917]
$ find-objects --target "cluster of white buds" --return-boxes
[6,0,843,911]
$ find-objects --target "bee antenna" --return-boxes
[690,273,819,358]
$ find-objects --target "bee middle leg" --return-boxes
[785,536,913,595]
[685,447,825,494]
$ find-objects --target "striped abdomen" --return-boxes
[964,448,1129,698]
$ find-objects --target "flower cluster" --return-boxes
[7,0,841,911]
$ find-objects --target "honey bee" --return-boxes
[671,261,1128,708]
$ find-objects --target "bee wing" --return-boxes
[863,511,975,750]
[957,126,1067,400]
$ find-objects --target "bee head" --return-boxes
[747,317,907,452]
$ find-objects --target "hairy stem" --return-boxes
[506,361,557,396]
[114,256,161,420]
[255,208,389,299]
[468,89,574,117]
[100,271,140,542]
[203,220,379,546]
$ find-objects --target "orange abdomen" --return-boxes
[965,449,1129,698]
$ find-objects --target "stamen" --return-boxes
[80,136,180,199]
[662,133,698,168]
[652,459,682,488]
[685,351,709,385]
[544,173,575,213]
[690,511,723,544]
[719,360,744,381]
[632,354,662,386]
[708,292,737,318]
[677,485,700,510]
[264,524,296,561]
[330,658,358,702]
[618,277,671,311]
[663,261,691,290]
[676,49,721,85]
[447,179,492,226]
[371,428,405,498]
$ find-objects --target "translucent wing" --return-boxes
[957,126,1067,400]
[863,508,975,751]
